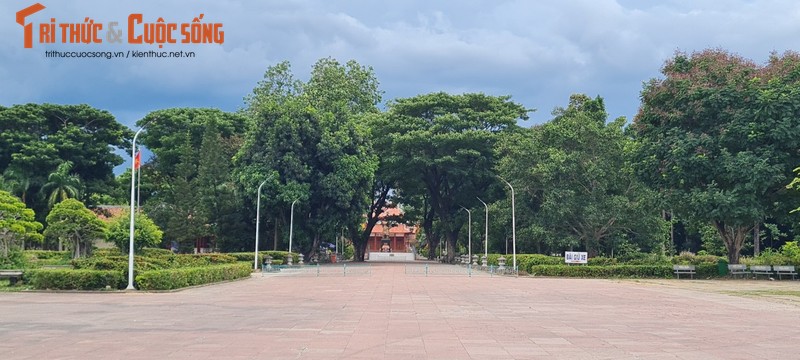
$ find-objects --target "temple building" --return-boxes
[366,207,417,260]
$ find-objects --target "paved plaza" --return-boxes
[1,263,799,359]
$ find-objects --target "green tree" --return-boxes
[41,161,83,209]
[138,108,247,180]
[379,92,530,262]
[43,199,106,258]
[237,58,380,259]
[633,50,800,264]
[497,95,666,257]
[137,108,249,252]
[0,190,43,258]
[146,135,210,252]
[106,209,163,253]
[196,120,249,251]
[0,104,131,221]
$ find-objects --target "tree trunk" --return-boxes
[753,222,760,256]
[348,226,368,262]
[714,221,751,264]
[444,228,459,263]
[310,233,321,260]
[272,217,279,250]
[354,238,367,262]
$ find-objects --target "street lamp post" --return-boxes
[499,176,517,273]
[288,199,298,254]
[461,207,472,263]
[477,197,488,261]
[254,179,268,271]
[126,127,145,290]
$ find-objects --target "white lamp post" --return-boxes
[288,199,298,254]
[254,179,268,270]
[499,176,517,273]
[477,197,488,261]
[126,127,145,290]
[461,207,472,263]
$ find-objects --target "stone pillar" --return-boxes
[498,256,506,271]
[481,255,488,268]
[472,254,479,266]
[287,254,293,266]
[298,253,305,265]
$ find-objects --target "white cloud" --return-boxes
[2,0,800,125]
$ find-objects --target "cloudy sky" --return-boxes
[2,0,799,131]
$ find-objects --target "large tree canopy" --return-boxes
[237,58,380,258]
[0,104,131,221]
[137,108,249,252]
[379,92,530,262]
[497,94,665,257]
[633,50,800,263]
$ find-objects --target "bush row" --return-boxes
[24,269,124,290]
[73,253,238,272]
[526,265,673,278]
[135,263,252,290]
[226,251,298,264]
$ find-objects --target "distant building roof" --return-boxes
[91,205,127,221]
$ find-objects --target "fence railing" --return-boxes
[261,263,371,277]
[405,264,518,277]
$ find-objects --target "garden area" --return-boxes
[0,249,299,291]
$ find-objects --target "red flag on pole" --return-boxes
[134,151,141,170]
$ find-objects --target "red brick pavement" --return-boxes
[1,263,798,359]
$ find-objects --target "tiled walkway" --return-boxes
[1,263,798,359]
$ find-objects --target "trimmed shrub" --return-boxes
[93,248,123,257]
[484,253,562,268]
[135,263,252,290]
[751,248,792,266]
[527,265,672,278]
[695,263,719,278]
[227,251,298,264]
[140,248,173,257]
[25,269,124,290]
[72,255,169,273]
[23,250,70,259]
[17,250,71,268]
[671,251,722,265]
[588,256,618,266]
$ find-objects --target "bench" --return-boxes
[750,265,773,279]
[728,264,749,278]
[673,264,696,279]
[0,270,23,285]
[772,265,797,280]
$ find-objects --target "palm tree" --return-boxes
[1,169,33,204]
[41,161,82,209]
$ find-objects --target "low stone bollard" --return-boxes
[481,255,488,268]
[498,256,506,271]
[287,254,293,266]
[472,254,479,266]
[264,255,273,271]
[298,253,305,265]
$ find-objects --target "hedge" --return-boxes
[483,253,563,267]
[25,269,125,290]
[71,253,239,272]
[227,251,298,264]
[526,265,673,278]
[23,250,70,259]
[135,263,252,290]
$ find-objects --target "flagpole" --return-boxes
[136,148,141,213]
